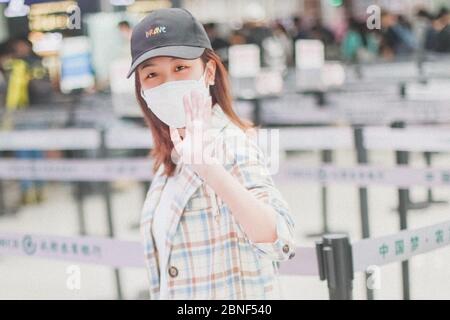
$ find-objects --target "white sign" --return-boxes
[295,39,325,70]
[60,36,95,93]
[228,44,261,78]
[255,69,283,95]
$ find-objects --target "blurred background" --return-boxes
[0,0,449,300]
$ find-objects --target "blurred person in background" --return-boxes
[204,23,230,68]
[291,15,310,41]
[4,37,52,107]
[118,20,133,58]
[309,17,336,46]
[434,8,450,53]
[228,29,247,45]
[341,18,379,63]
[262,21,293,71]
[397,15,419,51]
[414,9,436,53]
[5,37,46,205]
[0,41,12,109]
[243,20,273,64]
[309,17,338,59]
[4,38,32,109]
[380,11,417,59]
[118,20,133,41]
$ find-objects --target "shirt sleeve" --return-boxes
[224,131,297,262]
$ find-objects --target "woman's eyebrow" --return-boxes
[140,57,182,69]
[140,62,156,69]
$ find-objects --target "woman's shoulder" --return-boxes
[216,123,269,170]
[145,165,167,194]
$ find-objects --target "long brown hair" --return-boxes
[135,49,254,177]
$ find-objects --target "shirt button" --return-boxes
[168,266,178,278]
[282,244,290,254]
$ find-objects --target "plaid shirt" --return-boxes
[140,104,296,300]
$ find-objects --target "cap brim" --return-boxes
[126,46,206,78]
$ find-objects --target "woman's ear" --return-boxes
[206,60,217,86]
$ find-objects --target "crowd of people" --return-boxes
[1,6,450,107]
[0,37,52,111]
[0,38,55,206]
[204,7,450,69]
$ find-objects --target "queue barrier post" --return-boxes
[320,150,333,235]
[99,129,123,300]
[0,179,5,216]
[66,147,87,236]
[353,126,374,300]
[390,121,411,300]
[315,234,354,300]
[307,149,334,238]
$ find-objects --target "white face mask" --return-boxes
[141,70,210,128]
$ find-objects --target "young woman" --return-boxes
[127,8,296,300]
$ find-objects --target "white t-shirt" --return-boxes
[152,168,180,299]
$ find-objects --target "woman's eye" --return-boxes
[147,72,156,79]
[175,65,187,72]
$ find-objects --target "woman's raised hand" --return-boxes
[169,89,217,175]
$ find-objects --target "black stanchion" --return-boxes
[390,122,429,212]
[315,91,327,107]
[391,121,411,300]
[0,151,4,216]
[353,126,374,300]
[252,98,262,126]
[99,129,123,300]
[307,149,334,237]
[74,181,87,235]
[399,82,407,99]
[66,148,87,236]
[316,234,354,300]
[66,91,87,235]
[0,178,5,216]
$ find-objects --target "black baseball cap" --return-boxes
[126,8,212,78]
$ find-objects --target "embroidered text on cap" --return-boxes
[145,26,167,38]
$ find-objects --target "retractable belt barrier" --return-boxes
[3,159,450,188]
[1,126,450,300]
[2,126,450,152]
[1,219,448,299]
